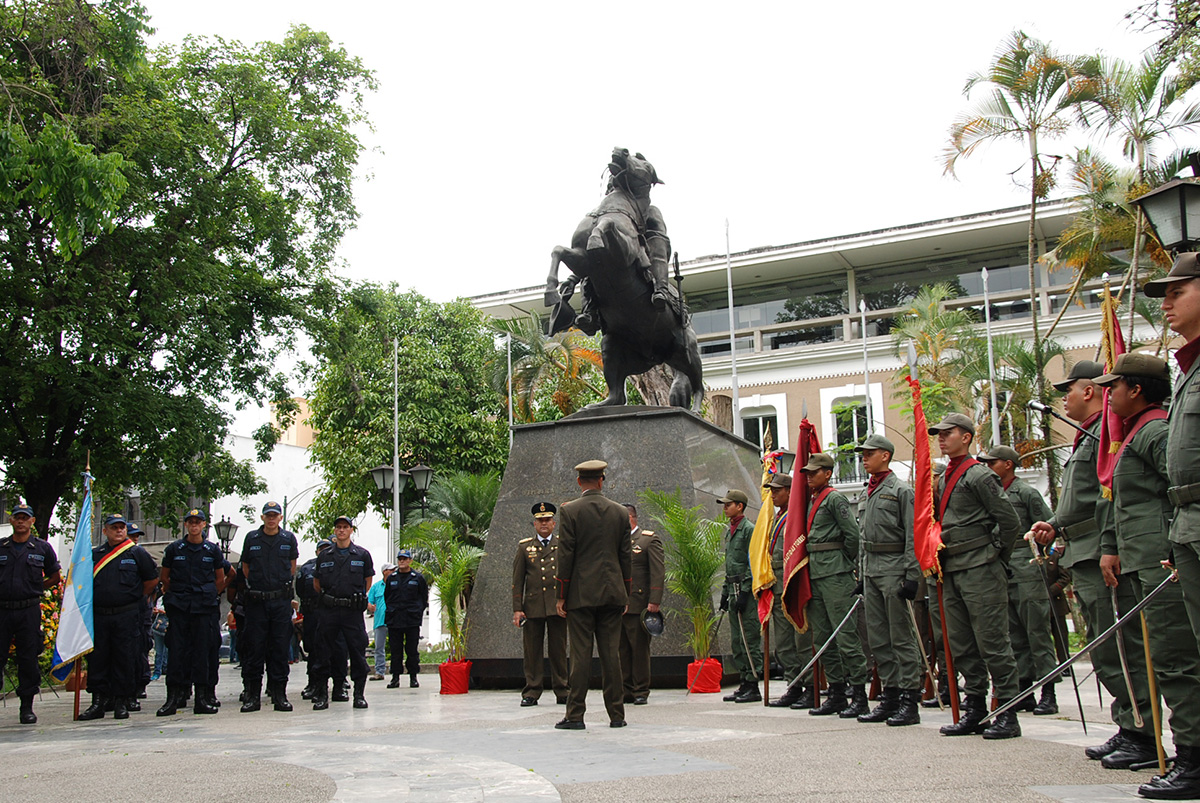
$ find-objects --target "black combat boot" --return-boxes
[1087,728,1141,759]
[410,674,420,688]
[723,680,754,702]
[112,698,129,720]
[886,689,921,727]
[18,697,36,725]
[1032,684,1058,716]
[206,687,221,708]
[1013,678,1037,712]
[270,684,293,712]
[981,706,1021,740]
[839,685,869,718]
[767,684,805,708]
[156,687,183,717]
[332,683,350,702]
[1139,744,1200,799]
[312,685,329,711]
[387,675,400,688]
[353,680,368,709]
[300,684,315,700]
[809,684,849,716]
[241,683,262,713]
[940,694,988,736]
[734,682,761,703]
[79,695,107,721]
[125,696,141,712]
[858,688,899,723]
[1101,731,1159,769]
[193,686,218,715]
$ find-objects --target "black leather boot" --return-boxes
[982,707,1021,740]
[206,687,221,708]
[1032,684,1058,715]
[193,686,218,715]
[312,685,329,711]
[1087,729,1133,759]
[1102,731,1159,769]
[301,684,315,700]
[18,697,36,725]
[940,694,988,736]
[1139,744,1200,799]
[156,687,183,717]
[410,674,419,688]
[809,684,848,716]
[125,696,141,712]
[353,681,368,709]
[1013,679,1037,712]
[241,683,261,713]
[270,684,293,712]
[112,698,129,720]
[734,682,761,703]
[332,683,350,702]
[387,675,400,688]
[767,684,805,708]
[886,689,921,727]
[858,688,898,723]
[839,685,869,718]
[79,695,107,721]
[723,681,753,702]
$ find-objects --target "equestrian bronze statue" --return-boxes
[544,147,705,412]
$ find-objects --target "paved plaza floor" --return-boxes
[0,664,1170,802]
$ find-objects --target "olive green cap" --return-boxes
[717,489,749,505]
[979,445,1021,464]
[763,473,792,490]
[1144,252,1200,298]
[1093,353,1171,386]
[1052,360,1104,392]
[928,412,975,436]
[855,433,896,454]
[800,453,835,472]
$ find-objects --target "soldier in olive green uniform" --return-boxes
[1145,254,1200,798]
[800,453,869,718]
[762,474,815,709]
[620,504,664,705]
[513,502,568,707]
[1096,353,1200,798]
[719,489,763,703]
[930,413,1023,740]
[1031,360,1155,766]
[854,434,923,726]
[980,445,1058,716]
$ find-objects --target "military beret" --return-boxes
[928,412,976,436]
[1052,360,1104,392]
[855,433,896,454]
[801,453,835,472]
[531,501,556,519]
[1093,353,1171,386]
[717,489,749,505]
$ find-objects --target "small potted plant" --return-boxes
[639,489,725,692]
[409,521,484,694]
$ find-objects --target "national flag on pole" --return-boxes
[907,372,942,577]
[1096,283,1126,497]
[750,450,784,623]
[781,417,819,633]
[52,473,95,680]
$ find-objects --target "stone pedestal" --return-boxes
[465,405,762,688]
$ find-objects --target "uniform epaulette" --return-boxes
[641,530,655,536]
[519,537,534,543]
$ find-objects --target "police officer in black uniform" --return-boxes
[384,548,429,689]
[297,538,350,701]
[79,514,157,720]
[238,500,299,712]
[157,507,228,716]
[0,503,60,725]
[312,515,374,710]
[127,522,154,707]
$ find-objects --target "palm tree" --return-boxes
[889,283,976,427]
[488,312,605,422]
[404,519,485,662]
[419,470,500,549]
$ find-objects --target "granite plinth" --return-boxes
[466,405,763,687]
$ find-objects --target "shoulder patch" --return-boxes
[519,537,534,543]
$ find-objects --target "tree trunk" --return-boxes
[629,365,674,407]
[708,394,734,433]
[1028,138,1059,506]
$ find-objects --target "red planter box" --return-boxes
[687,657,723,693]
[439,659,472,694]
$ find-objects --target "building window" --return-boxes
[830,398,868,483]
[742,411,778,450]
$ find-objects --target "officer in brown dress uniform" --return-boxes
[620,503,664,706]
[513,502,569,707]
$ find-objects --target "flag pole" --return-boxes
[72,658,82,721]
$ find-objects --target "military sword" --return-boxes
[979,567,1177,726]
[672,251,685,323]
[907,599,943,711]
[1026,532,1088,733]
[783,596,863,697]
[1111,585,1146,729]
[733,587,760,682]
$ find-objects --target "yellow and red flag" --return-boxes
[907,373,942,577]
[781,417,819,633]
[1096,283,1126,498]
[750,450,785,623]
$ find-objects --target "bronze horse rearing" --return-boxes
[545,148,705,412]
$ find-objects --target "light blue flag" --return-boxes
[52,474,95,680]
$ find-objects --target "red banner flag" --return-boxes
[1096,283,1126,497]
[907,373,942,576]
[781,417,819,632]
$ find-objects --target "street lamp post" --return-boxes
[1132,178,1200,253]
[369,464,410,560]
[408,464,434,520]
[214,516,238,558]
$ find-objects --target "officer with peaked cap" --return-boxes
[554,460,632,730]
[928,413,1023,739]
[513,502,568,706]
[855,434,924,726]
[979,445,1057,716]
[238,500,299,713]
[0,503,60,724]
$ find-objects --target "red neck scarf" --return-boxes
[867,470,891,497]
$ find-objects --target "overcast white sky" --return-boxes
[140,0,1173,305]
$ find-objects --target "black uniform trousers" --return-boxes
[240,598,292,690]
[88,608,141,699]
[388,626,420,678]
[0,606,42,701]
[165,605,220,691]
[138,601,152,689]
[315,606,368,686]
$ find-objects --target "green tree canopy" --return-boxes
[297,284,508,539]
[0,2,376,529]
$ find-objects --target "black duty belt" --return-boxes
[244,587,293,602]
[863,542,904,553]
[1168,482,1200,507]
[0,597,39,610]
[96,602,140,616]
[807,540,845,553]
[321,594,365,609]
[941,534,994,556]
[1060,519,1099,541]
